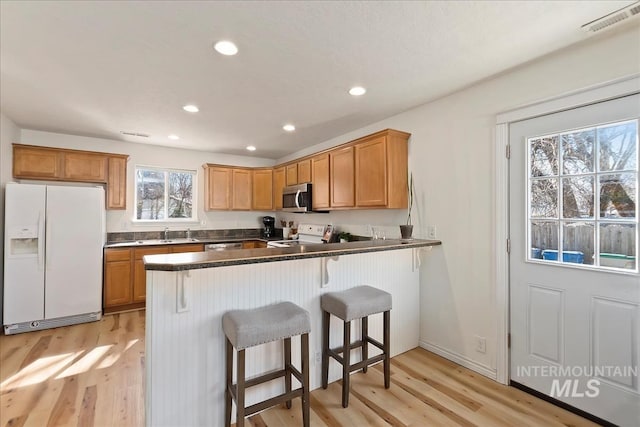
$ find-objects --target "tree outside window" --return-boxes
[135,167,195,221]
[528,119,638,270]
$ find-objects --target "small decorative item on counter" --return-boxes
[400,172,414,239]
[280,220,287,227]
[321,225,333,243]
[338,232,351,243]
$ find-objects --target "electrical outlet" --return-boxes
[427,225,437,239]
[475,335,486,353]
[314,351,321,364]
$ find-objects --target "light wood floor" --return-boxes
[0,311,598,427]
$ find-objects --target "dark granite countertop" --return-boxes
[143,239,442,271]
[104,237,275,248]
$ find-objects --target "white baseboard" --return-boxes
[419,340,497,381]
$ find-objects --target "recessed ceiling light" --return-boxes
[283,124,296,132]
[349,86,367,96]
[246,145,256,151]
[214,40,238,56]
[168,134,180,140]
[183,104,199,113]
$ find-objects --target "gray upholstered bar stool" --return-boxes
[321,285,391,408]
[222,302,311,427]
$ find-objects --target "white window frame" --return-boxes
[133,165,197,223]
[526,119,639,273]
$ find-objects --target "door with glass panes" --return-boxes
[509,94,639,426]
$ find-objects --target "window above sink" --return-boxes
[134,166,197,222]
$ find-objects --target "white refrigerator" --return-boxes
[3,183,105,334]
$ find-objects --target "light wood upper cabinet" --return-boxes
[232,168,252,210]
[379,130,409,209]
[13,145,61,179]
[355,136,387,207]
[107,156,127,210]
[204,164,270,211]
[330,146,355,208]
[12,144,129,210]
[286,164,298,186]
[252,169,273,210]
[273,166,286,210]
[311,154,330,209]
[204,166,232,210]
[63,152,107,182]
[297,159,311,183]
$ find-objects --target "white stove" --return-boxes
[267,223,329,248]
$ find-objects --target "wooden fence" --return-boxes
[531,222,636,264]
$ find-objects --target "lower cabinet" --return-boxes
[104,248,133,307]
[241,240,268,249]
[133,246,169,303]
[104,243,204,313]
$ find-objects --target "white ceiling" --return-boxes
[0,1,635,159]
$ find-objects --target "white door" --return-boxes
[3,183,46,324]
[45,186,104,319]
[510,94,640,426]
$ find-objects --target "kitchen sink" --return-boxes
[106,238,201,248]
[133,238,200,245]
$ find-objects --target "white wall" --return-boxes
[277,24,640,376]
[1,113,22,321]
[12,130,277,233]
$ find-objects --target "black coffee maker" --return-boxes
[263,216,275,238]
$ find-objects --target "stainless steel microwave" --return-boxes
[282,183,312,212]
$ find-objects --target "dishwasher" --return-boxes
[205,242,243,251]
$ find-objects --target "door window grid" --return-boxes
[527,119,638,271]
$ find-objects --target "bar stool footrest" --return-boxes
[245,388,304,417]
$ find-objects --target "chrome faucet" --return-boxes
[164,227,169,241]
[186,228,191,239]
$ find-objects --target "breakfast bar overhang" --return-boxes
[143,239,441,426]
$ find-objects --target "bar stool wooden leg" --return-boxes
[301,333,310,427]
[321,310,330,389]
[361,316,368,373]
[284,337,292,409]
[342,320,351,408]
[236,349,245,427]
[383,310,390,389]
[225,338,232,427]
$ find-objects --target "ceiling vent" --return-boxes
[120,131,150,138]
[582,1,640,32]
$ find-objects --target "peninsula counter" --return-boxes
[143,239,440,426]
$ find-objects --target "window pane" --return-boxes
[168,172,193,218]
[562,130,594,175]
[562,176,593,218]
[136,169,165,220]
[531,221,558,261]
[531,178,558,218]
[563,222,594,265]
[599,173,637,219]
[598,121,637,172]
[530,136,558,177]
[599,223,636,270]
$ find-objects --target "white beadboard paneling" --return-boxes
[146,249,419,427]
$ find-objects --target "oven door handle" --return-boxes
[295,190,301,209]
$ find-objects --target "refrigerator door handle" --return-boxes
[38,211,45,270]
[45,215,51,270]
